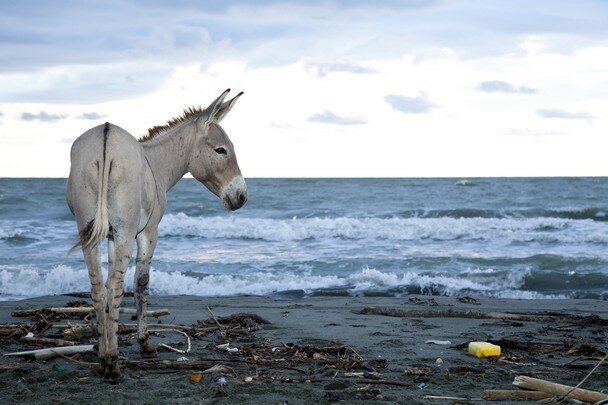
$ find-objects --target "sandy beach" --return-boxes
[1,294,607,404]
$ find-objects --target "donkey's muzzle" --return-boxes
[222,176,248,211]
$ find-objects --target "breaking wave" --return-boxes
[159,213,608,244]
[2,264,600,301]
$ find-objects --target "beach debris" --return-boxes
[435,358,443,365]
[52,364,67,373]
[468,341,501,358]
[11,306,170,320]
[4,344,95,360]
[356,307,608,325]
[457,296,480,305]
[215,342,238,353]
[213,375,229,397]
[424,395,482,401]
[177,356,189,362]
[0,362,21,371]
[244,376,253,382]
[482,389,552,401]
[154,329,191,354]
[404,366,431,375]
[20,335,79,347]
[512,375,608,403]
[407,297,438,306]
[425,340,451,345]
[189,372,203,383]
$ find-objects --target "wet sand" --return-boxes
[1,295,607,404]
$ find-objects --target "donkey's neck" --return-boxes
[140,122,196,192]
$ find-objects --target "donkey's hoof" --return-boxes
[103,364,122,383]
[101,355,122,382]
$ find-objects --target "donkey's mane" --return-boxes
[138,106,203,142]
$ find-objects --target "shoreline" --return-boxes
[1,294,607,403]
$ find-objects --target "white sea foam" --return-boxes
[158,213,608,244]
[0,264,566,301]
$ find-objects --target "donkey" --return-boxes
[66,89,247,379]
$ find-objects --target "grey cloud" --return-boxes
[384,93,435,114]
[308,110,367,125]
[477,80,537,94]
[20,111,66,122]
[536,108,592,119]
[307,63,378,78]
[1,1,608,103]
[78,112,107,120]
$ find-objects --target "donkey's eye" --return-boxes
[214,147,227,155]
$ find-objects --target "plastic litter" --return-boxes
[189,372,203,383]
[52,364,67,373]
[468,341,501,358]
[425,340,451,345]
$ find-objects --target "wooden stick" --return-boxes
[4,344,95,360]
[53,322,194,331]
[0,362,21,371]
[424,396,483,401]
[512,376,608,403]
[279,376,410,387]
[153,329,191,354]
[483,389,553,401]
[11,307,170,318]
[20,336,79,347]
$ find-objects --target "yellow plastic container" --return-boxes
[468,341,501,358]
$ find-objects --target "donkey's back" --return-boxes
[66,122,153,250]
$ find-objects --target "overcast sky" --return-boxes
[1,0,607,177]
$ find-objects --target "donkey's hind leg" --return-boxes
[134,227,158,355]
[82,244,107,373]
[104,230,135,379]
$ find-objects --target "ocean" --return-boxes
[0,177,607,301]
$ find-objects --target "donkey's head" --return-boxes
[189,89,247,211]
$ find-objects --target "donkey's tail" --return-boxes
[70,123,112,253]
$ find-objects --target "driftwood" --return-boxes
[0,362,21,371]
[124,359,245,371]
[512,376,608,403]
[483,389,552,401]
[212,313,271,325]
[4,344,95,360]
[356,307,608,325]
[20,336,79,347]
[11,307,170,318]
[279,375,410,387]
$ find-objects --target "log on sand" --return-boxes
[512,376,608,403]
[20,336,79,347]
[4,344,95,360]
[483,389,552,401]
[357,307,608,325]
[11,307,170,318]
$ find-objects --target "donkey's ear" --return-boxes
[212,91,244,123]
[199,89,231,124]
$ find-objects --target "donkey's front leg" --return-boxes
[104,233,133,379]
[134,228,158,355]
